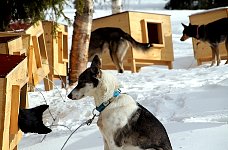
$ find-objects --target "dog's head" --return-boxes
[68,55,102,100]
[180,23,197,41]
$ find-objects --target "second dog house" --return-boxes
[42,21,68,90]
[92,11,174,72]
[189,8,228,65]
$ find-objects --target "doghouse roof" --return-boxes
[93,11,170,20]
[0,36,20,43]
[189,7,228,17]
[0,54,26,78]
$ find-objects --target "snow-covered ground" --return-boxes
[19,1,228,150]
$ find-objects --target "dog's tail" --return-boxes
[122,31,153,52]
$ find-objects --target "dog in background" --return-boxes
[88,27,153,73]
[180,18,228,66]
[68,55,172,150]
[18,104,52,134]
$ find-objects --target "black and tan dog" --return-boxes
[88,27,153,73]
[180,18,228,66]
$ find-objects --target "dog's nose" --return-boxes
[67,93,72,99]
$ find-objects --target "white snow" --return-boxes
[19,1,228,150]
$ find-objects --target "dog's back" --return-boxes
[204,18,228,43]
[88,27,152,73]
[89,27,151,51]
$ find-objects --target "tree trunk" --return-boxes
[112,0,122,14]
[69,0,93,85]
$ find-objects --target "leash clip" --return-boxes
[92,108,100,116]
[86,113,97,126]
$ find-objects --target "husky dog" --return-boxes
[180,18,228,66]
[88,27,153,73]
[68,55,172,150]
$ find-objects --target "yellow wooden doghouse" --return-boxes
[42,21,68,89]
[23,21,50,90]
[0,21,51,91]
[0,54,28,150]
[92,11,174,72]
[189,8,228,65]
[0,36,28,55]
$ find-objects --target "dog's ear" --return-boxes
[181,23,187,28]
[91,55,101,69]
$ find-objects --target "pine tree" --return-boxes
[0,0,71,31]
[165,0,228,10]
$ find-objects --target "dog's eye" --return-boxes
[92,75,98,80]
[86,83,93,87]
[77,79,92,88]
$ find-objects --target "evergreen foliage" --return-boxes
[0,0,71,31]
[165,0,228,10]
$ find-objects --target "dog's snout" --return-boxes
[67,93,72,99]
[67,89,84,100]
[180,34,189,41]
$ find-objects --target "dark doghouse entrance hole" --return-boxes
[147,22,163,44]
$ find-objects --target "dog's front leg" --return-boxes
[103,138,109,150]
[225,38,228,64]
[214,46,221,66]
[210,46,216,66]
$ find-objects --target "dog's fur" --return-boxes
[180,18,228,66]
[88,27,153,73]
[18,104,52,134]
[68,55,172,150]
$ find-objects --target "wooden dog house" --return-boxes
[0,54,28,150]
[189,8,228,65]
[92,11,174,72]
[0,33,30,56]
[42,21,68,89]
[0,21,51,91]
[23,21,50,90]
[0,36,27,55]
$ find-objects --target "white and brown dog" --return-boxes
[67,55,172,150]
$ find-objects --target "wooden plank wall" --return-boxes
[0,56,27,150]
[42,21,68,89]
[128,12,173,61]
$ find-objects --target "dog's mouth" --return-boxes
[180,37,185,41]
[67,92,85,100]
[180,34,189,41]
